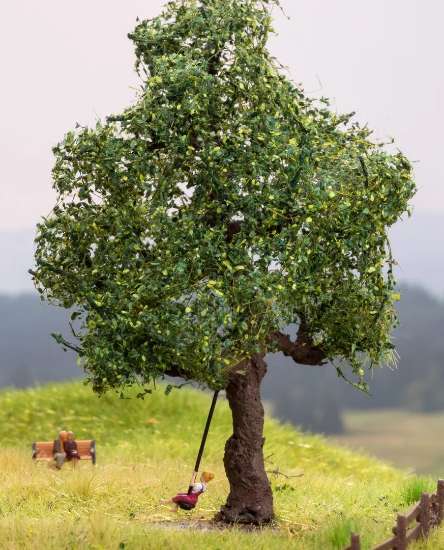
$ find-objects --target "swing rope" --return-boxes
[187,389,220,495]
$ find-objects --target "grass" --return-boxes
[0,381,443,549]
[400,476,437,506]
[328,409,444,476]
[324,518,363,549]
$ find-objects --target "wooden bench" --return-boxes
[32,439,96,466]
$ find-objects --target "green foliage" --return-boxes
[33,0,416,396]
[400,476,436,505]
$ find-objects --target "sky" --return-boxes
[0,0,443,294]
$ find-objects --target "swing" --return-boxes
[176,390,219,511]
[177,501,195,511]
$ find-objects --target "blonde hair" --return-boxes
[202,471,215,483]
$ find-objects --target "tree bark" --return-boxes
[164,325,325,523]
[216,352,274,524]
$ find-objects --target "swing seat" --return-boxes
[177,501,195,511]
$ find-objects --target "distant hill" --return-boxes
[1,284,444,435]
[0,293,78,387]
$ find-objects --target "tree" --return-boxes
[32,0,416,523]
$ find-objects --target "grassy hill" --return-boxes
[0,382,441,549]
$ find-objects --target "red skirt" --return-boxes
[172,493,198,505]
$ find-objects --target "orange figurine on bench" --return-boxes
[53,430,68,469]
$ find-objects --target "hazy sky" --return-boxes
[1,0,443,231]
[0,0,443,294]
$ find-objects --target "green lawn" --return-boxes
[328,409,444,477]
[0,382,443,549]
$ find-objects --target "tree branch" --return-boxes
[267,325,327,366]
[224,214,293,243]
[226,219,244,243]
[163,365,183,378]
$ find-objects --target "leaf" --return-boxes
[34,0,417,398]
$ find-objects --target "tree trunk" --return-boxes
[217,352,274,524]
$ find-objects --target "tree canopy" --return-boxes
[33,0,416,396]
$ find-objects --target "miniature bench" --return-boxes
[32,439,96,466]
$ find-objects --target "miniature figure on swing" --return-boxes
[161,470,215,511]
[160,390,219,511]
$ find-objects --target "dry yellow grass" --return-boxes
[0,382,442,549]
